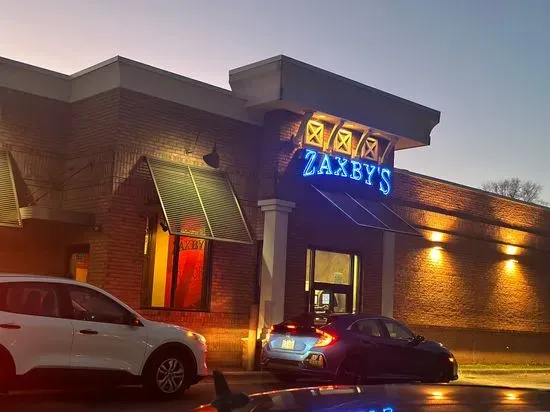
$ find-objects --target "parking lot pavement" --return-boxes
[0,374,286,412]
[1,371,549,412]
[457,371,550,390]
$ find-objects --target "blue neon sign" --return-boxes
[302,149,392,196]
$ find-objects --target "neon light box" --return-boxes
[301,148,392,196]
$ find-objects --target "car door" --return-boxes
[0,281,73,375]
[379,319,420,379]
[348,318,389,379]
[60,284,148,376]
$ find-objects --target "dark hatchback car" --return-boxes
[261,313,458,384]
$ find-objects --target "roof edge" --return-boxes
[396,168,550,212]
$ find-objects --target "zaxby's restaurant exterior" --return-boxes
[1,55,549,367]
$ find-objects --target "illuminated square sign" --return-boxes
[302,148,392,196]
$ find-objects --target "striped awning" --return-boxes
[146,157,252,244]
[0,151,21,227]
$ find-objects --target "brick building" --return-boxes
[1,55,549,367]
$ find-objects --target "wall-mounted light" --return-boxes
[430,231,444,242]
[159,220,169,232]
[203,142,220,169]
[504,245,518,256]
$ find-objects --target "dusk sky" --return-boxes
[1,0,549,202]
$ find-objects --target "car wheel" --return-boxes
[335,356,368,385]
[272,373,297,383]
[143,350,193,400]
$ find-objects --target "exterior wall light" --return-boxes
[203,143,220,169]
[430,231,444,242]
[505,245,518,256]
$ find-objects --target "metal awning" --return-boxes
[146,157,252,244]
[0,151,21,228]
[312,185,419,236]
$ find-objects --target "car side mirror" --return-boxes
[127,313,144,327]
[410,334,425,346]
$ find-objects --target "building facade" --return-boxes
[1,55,549,367]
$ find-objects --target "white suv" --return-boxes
[0,274,208,399]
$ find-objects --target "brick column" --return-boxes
[257,198,295,337]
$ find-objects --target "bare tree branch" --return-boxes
[481,178,546,205]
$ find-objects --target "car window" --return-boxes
[67,285,129,325]
[383,320,415,340]
[0,282,60,318]
[353,319,382,337]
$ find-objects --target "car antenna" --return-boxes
[211,370,251,412]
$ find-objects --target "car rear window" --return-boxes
[0,282,60,317]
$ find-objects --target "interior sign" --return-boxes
[302,149,392,196]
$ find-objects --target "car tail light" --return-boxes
[313,328,337,347]
[286,324,297,330]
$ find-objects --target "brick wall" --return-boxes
[0,88,68,208]
[392,171,550,364]
[103,90,262,367]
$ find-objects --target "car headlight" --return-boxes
[187,331,207,346]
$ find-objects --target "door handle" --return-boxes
[79,329,98,335]
[362,340,376,347]
[0,323,21,329]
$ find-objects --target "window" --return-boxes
[353,319,382,337]
[67,244,90,282]
[68,285,129,325]
[0,282,60,317]
[305,248,360,314]
[383,320,415,341]
[142,216,211,310]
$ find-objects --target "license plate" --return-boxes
[281,338,295,350]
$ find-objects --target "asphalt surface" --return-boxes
[1,371,549,412]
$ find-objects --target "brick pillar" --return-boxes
[257,198,295,338]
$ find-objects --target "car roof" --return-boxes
[0,273,89,286]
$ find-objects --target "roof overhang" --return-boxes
[19,206,95,226]
[229,55,441,150]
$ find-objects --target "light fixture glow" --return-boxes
[431,391,444,400]
[431,232,444,242]
[505,392,518,401]
[505,245,518,256]
[505,259,518,270]
[429,246,443,261]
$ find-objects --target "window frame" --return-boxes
[305,246,362,314]
[141,214,213,312]
[349,317,384,338]
[61,283,133,325]
[381,319,416,341]
[0,281,64,319]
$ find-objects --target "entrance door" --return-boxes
[306,249,360,314]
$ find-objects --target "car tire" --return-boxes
[272,373,297,383]
[335,356,368,385]
[143,349,194,400]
